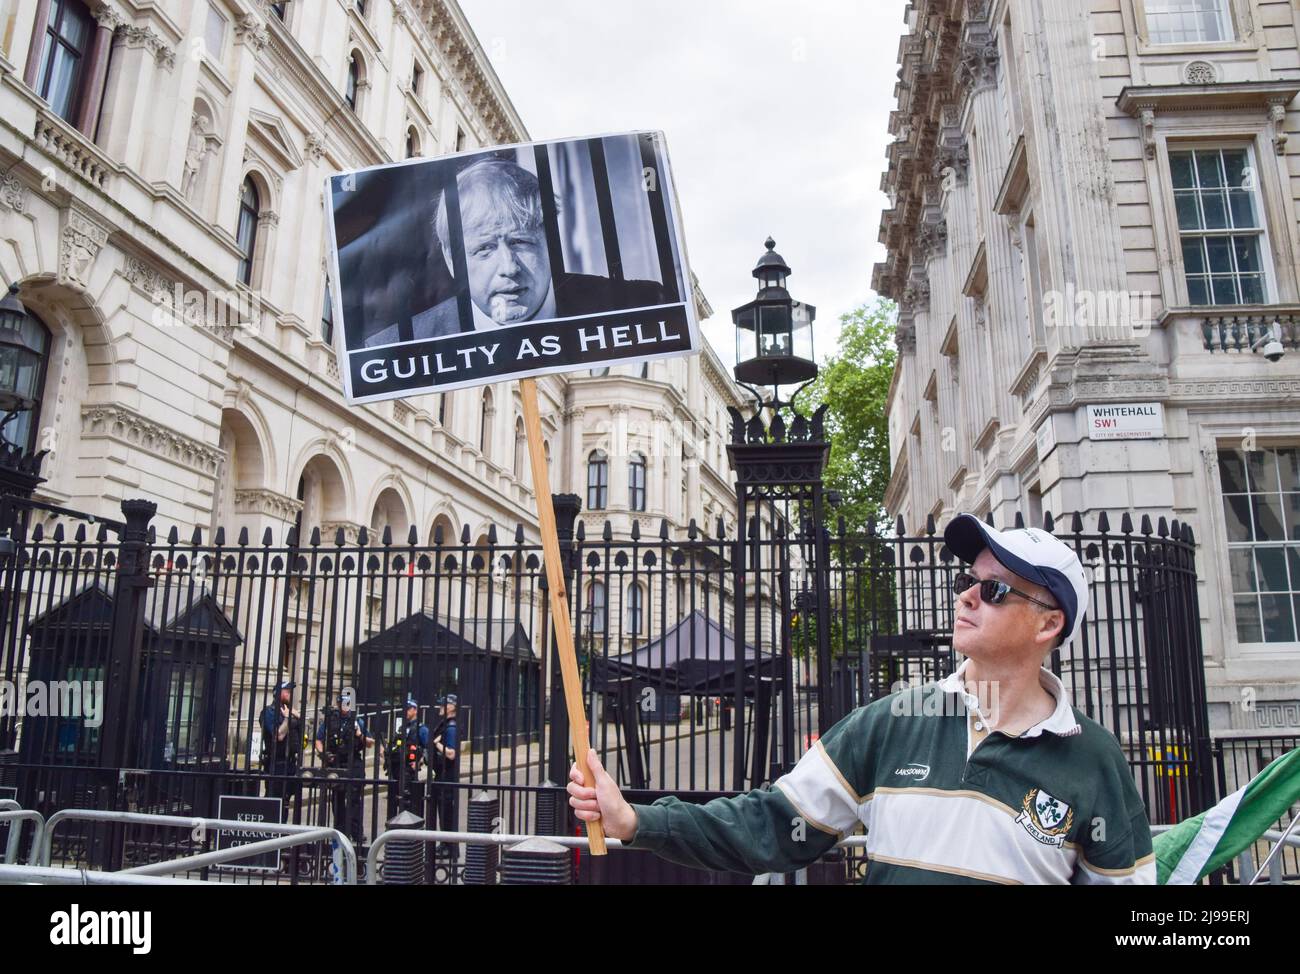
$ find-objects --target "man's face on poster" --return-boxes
[464,212,550,324]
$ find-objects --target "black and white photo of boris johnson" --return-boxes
[324,131,699,404]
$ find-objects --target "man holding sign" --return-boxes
[325,132,700,854]
[568,515,1156,883]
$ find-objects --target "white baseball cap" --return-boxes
[943,513,1088,647]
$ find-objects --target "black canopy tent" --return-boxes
[354,612,541,750]
[589,610,783,790]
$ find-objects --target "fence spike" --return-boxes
[379,525,391,546]
[866,516,877,538]
[487,524,498,546]
[602,520,613,542]
[576,520,586,542]
[433,524,444,545]
[630,519,641,540]
[1184,523,1196,544]
[1013,510,1025,529]
[925,513,936,536]
[96,523,109,543]
[31,522,44,542]
[214,526,225,547]
[1157,516,1169,538]
[190,525,203,545]
[408,524,419,546]
[168,525,179,544]
[1043,510,1055,533]
[716,516,726,539]
[332,526,345,546]
[285,526,298,548]
[687,518,698,539]
[1070,512,1084,533]
[1140,514,1153,535]
[515,523,525,544]
[148,526,157,544]
[310,526,321,546]
[837,515,846,536]
[1120,512,1133,534]
[1097,511,1110,534]
[460,523,471,545]
[261,527,273,546]
[1170,518,1181,539]
[896,515,905,536]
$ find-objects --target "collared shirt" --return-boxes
[628,663,1156,884]
[938,659,1081,759]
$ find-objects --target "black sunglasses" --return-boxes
[953,571,1058,612]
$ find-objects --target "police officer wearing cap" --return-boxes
[261,679,303,806]
[385,696,429,821]
[315,690,374,846]
[428,694,461,857]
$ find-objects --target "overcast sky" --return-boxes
[457,0,906,368]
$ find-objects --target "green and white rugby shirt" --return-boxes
[626,660,1156,884]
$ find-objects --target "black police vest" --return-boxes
[325,710,364,763]
[391,719,424,772]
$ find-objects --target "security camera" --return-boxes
[1251,322,1285,363]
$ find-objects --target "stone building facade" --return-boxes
[876,0,1300,733]
[0,0,747,653]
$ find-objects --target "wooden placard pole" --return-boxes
[518,376,607,855]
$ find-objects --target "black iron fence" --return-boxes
[0,494,1231,882]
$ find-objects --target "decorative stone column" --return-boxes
[74,5,122,137]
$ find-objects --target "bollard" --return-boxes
[464,791,499,885]
[500,836,571,885]
[381,810,425,885]
[535,779,565,836]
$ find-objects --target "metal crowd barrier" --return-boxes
[41,808,357,885]
[0,807,46,865]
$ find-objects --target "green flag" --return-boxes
[1155,746,1300,884]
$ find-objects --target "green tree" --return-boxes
[795,298,897,534]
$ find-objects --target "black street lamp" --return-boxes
[732,237,817,408]
[0,284,47,499]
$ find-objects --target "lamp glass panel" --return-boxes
[758,304,792,357]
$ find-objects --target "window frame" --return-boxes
[1139,0,1235,47]
[1214,441,1300,649]
[1167,143,1273,307]
[235,176,260,287]
[1154,130,1292,308]
[587,449,608,510]
[36,0,94,124]
[628,452,647,511]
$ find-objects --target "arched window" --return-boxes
[345,53,360,110]
[235,177,259,286]
[626,584,643,636]
[628,452,646,511]
[479,388,493,454]
[37,0,94,124]
[587,582,606,634]
[0,298,51,456]
[587,449,608,510]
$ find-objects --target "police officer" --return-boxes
[260,680,303,808]
[385,696,428,821]
[314,690,373,847]
[429,694,461,858]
